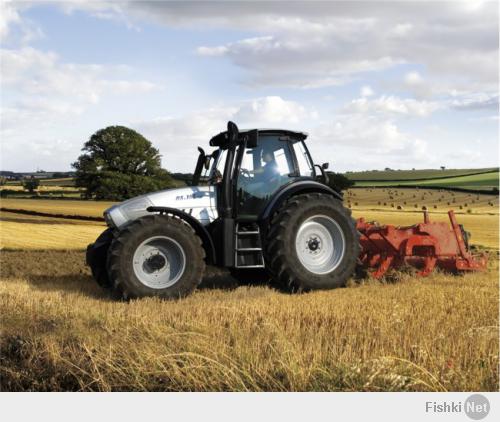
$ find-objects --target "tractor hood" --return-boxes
[104,186,217,229]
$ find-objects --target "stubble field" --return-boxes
[1,187,498,391]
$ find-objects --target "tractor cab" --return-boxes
[195,123,329,220]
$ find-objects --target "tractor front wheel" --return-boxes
[266,193,359,292]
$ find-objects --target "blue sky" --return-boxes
[1,0,498,173]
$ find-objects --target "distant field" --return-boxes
[353,171,499,190]
[346,168,498,181]
[0,211,105,250]
[0,198,114,218]
[1,189,498,249]
[5,177,75,186]
[346,187,498,214]
[39,177,76,186]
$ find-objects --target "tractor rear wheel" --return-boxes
[266,193,359,292]
[107,215,205,299]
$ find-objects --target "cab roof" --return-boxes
[209,128,308,147]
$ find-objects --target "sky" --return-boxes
[0,0,498,173]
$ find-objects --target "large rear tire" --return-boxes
[107,215,205,299]
[266,193,359,292]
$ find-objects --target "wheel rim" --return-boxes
[132,236,186,289]
[295,215,346,274]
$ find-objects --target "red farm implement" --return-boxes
[356,210,488,278]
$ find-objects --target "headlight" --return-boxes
[103,211,115,228]
[104,196,153,229]
[121,197,153,220]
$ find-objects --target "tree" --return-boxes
[23,176,40,193]
[440,166,446,171]
[72,126,174,201]
[326,172,354,193]
[0,176,7,186]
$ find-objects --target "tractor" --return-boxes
[87,121,487,299]
[87,121,359,299]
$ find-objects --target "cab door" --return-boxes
[235,135,297,219]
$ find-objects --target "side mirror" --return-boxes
[246,129,258,148]
[322,162,329,170]
[227,121,239,145]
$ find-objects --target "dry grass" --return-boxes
[0,198,114,218]
[0,212,106,250]
[1,250,498,392]
[347,188,499,214]
[2,185,79,192]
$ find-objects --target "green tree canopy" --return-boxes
[22,177,40,193]
[73,126,174,200]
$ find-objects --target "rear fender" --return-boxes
[259,180,343,222]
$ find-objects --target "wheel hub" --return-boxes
[307,237,321,252]
[144,253,167,273]
[295,215,346,274]
[132,236,186,289]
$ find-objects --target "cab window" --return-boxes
[293,141,315,177]
[236,135,296,217]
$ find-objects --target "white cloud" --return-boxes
[449,93,499,111]
[317,115,427,154]
[1,47,158,103]
[197,32,403,88]
[182,2,498,89]
[309,114,431,171]
[0,0,21,40]
[0,0,44,43]
[0,46,160,127]
[134,96,312,170]
[0,45,161,171]
[360,85,374,97]
[234,96,309,124]
[404,71,424,86]
[33,2,497,91]
[343,95,441,117]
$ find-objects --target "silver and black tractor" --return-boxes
[86,121,359,299]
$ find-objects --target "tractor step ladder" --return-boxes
[234,222,265,268]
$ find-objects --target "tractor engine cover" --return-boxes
[103,186,218,229]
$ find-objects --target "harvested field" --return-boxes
[1,192,498,391]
